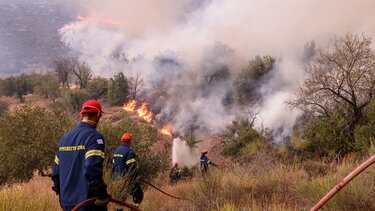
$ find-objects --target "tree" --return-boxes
[0,77,16,97]
[15,74,32,102]
[54,57,92,89]
[32,73,60,101]
[69,57,92,89]
[108,72,129,106]
[233,55,276,105]
[289,33,375,141]
[128,73,144,100]
[201,42,233,85]
[54,58,71,88]
[0,104,74,185]
[86,76,108,100]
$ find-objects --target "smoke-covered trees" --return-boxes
[54,57,92,89]
[108,72,129,106]
[290,34,375,141]
[54,58,71,88]
[233,55,276,105]
[128,73,144,100]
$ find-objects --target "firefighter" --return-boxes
[51,100,110,211]
[169,161,181,185]
[200,148,216,174]
[112,132,143,209]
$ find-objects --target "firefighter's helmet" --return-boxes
[201,148,208,154]
[121,132,133,143]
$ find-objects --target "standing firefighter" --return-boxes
[112,132,143,209]
[51,100,110,211]
[169,161,181,185]
[200,148,216,174]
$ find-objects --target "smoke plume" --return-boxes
[59,0,375,142]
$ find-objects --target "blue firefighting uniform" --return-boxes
[200,154,211,173]
[52,122,107,211]
[112,143,143,207]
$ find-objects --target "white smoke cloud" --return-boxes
[172,137,200,167]
[58,0,375,139]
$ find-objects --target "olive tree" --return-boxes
[0,104,74,185]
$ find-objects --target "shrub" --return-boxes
[222,127,263,158]
[0,104,74,185]
[304,113,353,158]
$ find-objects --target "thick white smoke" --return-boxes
[59,0,375,142]
[172,137,201,167]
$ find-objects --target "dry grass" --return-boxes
[2,157,375,211]
[0,175,60,211]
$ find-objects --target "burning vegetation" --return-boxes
[123,100,173,136]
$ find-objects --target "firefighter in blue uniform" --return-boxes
[200,148,216,174]
[112,132,143,209]
[51,100,110,211]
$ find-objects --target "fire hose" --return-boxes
[139,179,183,200]
[310,154,375,210]
[71,179,193,211]
[72,197,141,211]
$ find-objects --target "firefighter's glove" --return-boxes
[90,183,111,205]
[51,184,60,195]
[95,194,111,206]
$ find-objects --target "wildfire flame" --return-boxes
[137,103,153,123]
[123,100,173,136]
[160,124,173,136]
[123,100,136,112]
[76,15,123,26]
[61,15,123,31]
[123,100,153,123]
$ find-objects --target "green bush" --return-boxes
[354,98,375,154]
[62,88,88,112]
[0,104,74,185]
[304,113,353,158]
[222,127,263,158]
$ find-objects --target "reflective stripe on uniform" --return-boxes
[132,202,140,207]
[85,149,105,159]
[113,154,123,157]
[126,158,136,165]
[54,156,59,165]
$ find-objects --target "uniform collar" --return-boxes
[121,143,132,148]
[79,121,96,129]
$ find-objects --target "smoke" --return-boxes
[172,137,200,167]
[58,0,375,140]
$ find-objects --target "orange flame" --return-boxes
[123,100,136,112]
[160,124,173,136]
[137,102,153,123]
[123,100,153,123]
[76,15,123,26]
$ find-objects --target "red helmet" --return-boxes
[201,148,208,154]
[121,132,133,143]
[81,100,104,114]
